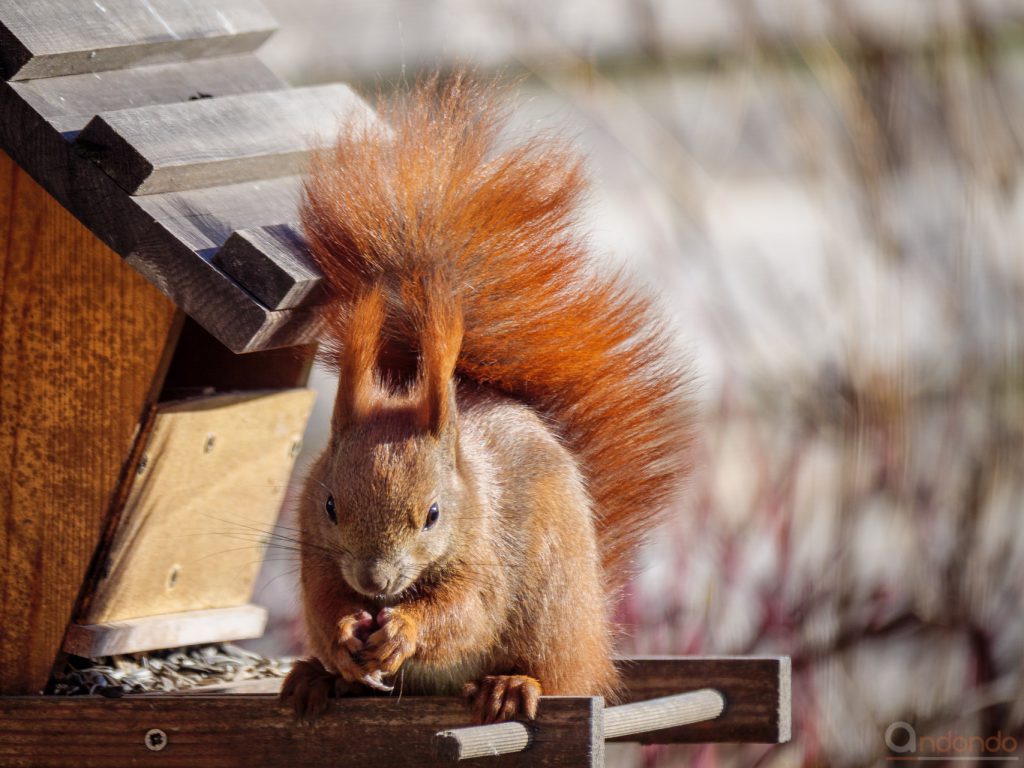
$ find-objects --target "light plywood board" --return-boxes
[80,389,315,625]
[64,605,267,657]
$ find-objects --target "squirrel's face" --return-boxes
[307,283,467,600]
[309,405,466,600]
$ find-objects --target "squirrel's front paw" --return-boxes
[362,607,418,678]
[464,675,542,724]
[328,610,377,685]
[280,658,356,720]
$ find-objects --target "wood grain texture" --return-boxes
[0,695,603,767]
[80,390,315,624]
[10,56,283,136]
[213,223,323,309]
[78,84,372,194]
[0,82,321,352]
[0,0,276,81]
[64,605,268,657]
[0,151,180,694]
[611,656,791,744]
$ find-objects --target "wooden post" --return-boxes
[0,150,180,693]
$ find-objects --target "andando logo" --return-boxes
[885,721,1020,762]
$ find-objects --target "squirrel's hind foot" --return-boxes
[280,658,359,721]
[463,675,541,724]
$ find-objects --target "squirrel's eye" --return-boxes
[423,502,440,531]
[325,494,337,524]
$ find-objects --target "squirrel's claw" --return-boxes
[358,670,395,692]
[464,675,542,724]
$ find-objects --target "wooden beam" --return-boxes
[213,223,324,310]
[612,656,791,744]
[77,84,373,194]
[10,56,284,137]
[0,150,180,693]
[0,0,276,82]
[0,695,604,768]
[64,605,268,657]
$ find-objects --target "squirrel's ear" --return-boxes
[416,293,463,436]
[334,286,385,431]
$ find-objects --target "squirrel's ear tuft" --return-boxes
[335,286,385,430]
[416,288,463,436]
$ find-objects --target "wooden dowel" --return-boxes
[435,689,725,760]
[435,721,534,761]
[603,688,725,740]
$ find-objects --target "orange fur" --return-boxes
[304,75,696,582]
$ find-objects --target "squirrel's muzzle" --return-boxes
[351,559,402,597]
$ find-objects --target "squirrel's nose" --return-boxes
[358,561,394,595]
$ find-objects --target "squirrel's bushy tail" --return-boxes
[303,75,696,582]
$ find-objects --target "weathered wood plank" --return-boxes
[0,0,277,81]
[64,605,268,658]
[213,223,323,309]
[0,695,603,767]
[133,174,304,251]
[612,656,791,744]
[10,56,283,136]
[0,150,181,694]
[0,82,320,352]
[78,390,315,625]
[77,84,371,194]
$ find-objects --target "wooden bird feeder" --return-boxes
[0,1,791,764]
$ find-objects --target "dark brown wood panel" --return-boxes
[10,56,284,137]
[0,0,276,81]
[213,223,323,309]
[77,84,372,194]
[0,150,180,694]
[612,656,790,744]
[160,316,315,397]
[0,695,603,767]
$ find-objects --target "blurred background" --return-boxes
[242,1,1024,765]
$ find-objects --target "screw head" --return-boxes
[144,728,167,752]
[204,434,216,453]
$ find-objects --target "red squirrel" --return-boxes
[280,75,695,723]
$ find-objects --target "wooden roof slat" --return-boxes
[132,174,303,251]
[9,55,284,136]
[0,0,276,82]
[75,84,372,194]
[212,223,324,310]
[0,79,318,352]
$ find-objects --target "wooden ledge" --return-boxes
[0,694,603,768]
[0,656,791,766]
